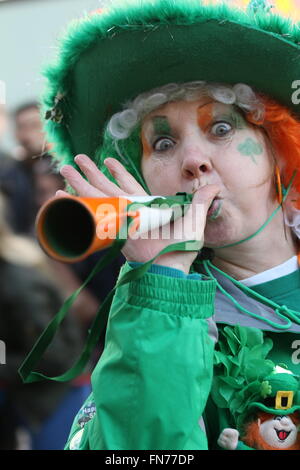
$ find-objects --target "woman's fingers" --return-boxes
[172,185,219,231]
[60,164,107,198]
[192,184,220,213]
[182,184,220,238]
[104,158,148,195]
[74,154,125,196]
[61,154,147,199]
[55,189,71,197]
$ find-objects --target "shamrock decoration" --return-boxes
[237,138,263,164]
[45,92,65,124]
[211,325,275,424]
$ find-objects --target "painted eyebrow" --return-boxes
[198,104,247,132]
[214,110,247,128]
[151,116,173,135]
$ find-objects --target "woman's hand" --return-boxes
[58,154,219,274]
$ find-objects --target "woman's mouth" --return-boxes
[207,198,222,220]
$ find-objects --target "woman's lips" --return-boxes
[207,198,222,219]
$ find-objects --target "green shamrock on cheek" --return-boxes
[237,138,263,164]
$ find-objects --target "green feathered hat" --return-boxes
[42,0,300,184]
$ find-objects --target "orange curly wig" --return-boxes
[247,95,300,210]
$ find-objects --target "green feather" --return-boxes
[211,325,275,425]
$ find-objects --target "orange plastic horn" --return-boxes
[36,195,132,263]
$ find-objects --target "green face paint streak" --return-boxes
[231,110,247,130]
[237,137,263,164]
[209,200,222,220]
[152,116,172,136]
[217,110,247,130]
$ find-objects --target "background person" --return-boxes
[0,191,92,449]
[0,101,47,236]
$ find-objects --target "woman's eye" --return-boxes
[153,137,175,152]
[210,121,233,137]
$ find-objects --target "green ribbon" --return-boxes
[201,259,300,330]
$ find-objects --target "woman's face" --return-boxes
[141,98,276,247]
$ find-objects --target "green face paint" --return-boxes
[152,116,172,136]
[237,137,263,164]
[230,110,247,130]
[217,109,247,131]
[208,199,223,220]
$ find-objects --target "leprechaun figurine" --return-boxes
[218,367,300,450]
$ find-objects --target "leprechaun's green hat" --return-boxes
[212,327,300,430]
[42,0,300,179]
[247,367,300,416]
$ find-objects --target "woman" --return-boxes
[39,0,300,449]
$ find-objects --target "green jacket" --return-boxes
[65,262,216,450]
[65,261,300,450]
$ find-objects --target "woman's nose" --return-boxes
[181,148,212,180]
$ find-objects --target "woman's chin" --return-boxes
[204,220,238,248]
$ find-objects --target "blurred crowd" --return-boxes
[0,102,124,450]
